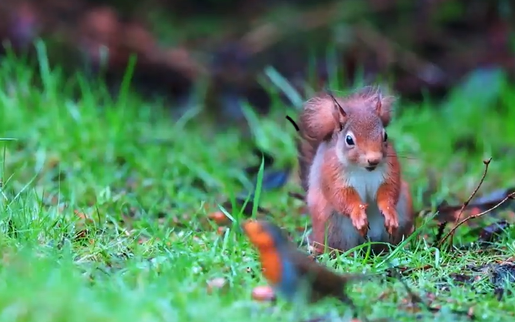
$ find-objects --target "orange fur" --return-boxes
[259,249,282,285]
[376,144,401,236]
[297,86,414,254]
[397,179,414,239]
[242,221,282,285]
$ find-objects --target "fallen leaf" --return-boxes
[449,273,473,284]
[208,211,231,226]
[251,285,276,302]
[73,209,94,241]
[206,277,228,294]
[478,220,510,243]
[376,290,391,301]
[490,262,515,287]
[217,226,228,235]
[74,210,93,224]
[433,187,515,222]
[467,307,475,319]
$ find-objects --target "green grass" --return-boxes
[1,45,515,322]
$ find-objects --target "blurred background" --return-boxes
[0,0,514,121]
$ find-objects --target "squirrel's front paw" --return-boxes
[380,205,399,237]
[350,204,369,237]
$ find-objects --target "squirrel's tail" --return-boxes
[297,136,318,192]
[296,93,339,192]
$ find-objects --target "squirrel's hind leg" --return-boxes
[318,211,365,253]
[391,180,414,244]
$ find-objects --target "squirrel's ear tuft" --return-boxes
[300,92,346,142]
[373,89,395,126]
[326,91,346,130]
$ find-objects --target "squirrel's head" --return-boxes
[328,87,395,171]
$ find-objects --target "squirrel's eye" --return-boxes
[345,135,354,146]
[383,131,388,142]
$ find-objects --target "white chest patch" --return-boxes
[307,142,328,192]
[342,165,386,202]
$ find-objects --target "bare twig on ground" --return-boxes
[420,187,515,223]
[438,192,515,248]
[444,158,492,247]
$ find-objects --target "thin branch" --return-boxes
[438,191,515,247]
[288,191,306,201]
[419,186,515,222]
[446,158,492,247]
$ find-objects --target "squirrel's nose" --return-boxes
[367,159,380,166]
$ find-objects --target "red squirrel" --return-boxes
[297,86,414,254]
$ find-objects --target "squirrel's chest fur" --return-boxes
[308,142,386,203]
[338,162,388,241]
[307,142,390,243]
[340,165,386,203]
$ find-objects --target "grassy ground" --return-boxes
[1,47,515,322]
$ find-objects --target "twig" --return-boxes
[438,191,515,247]
[454,158,492,225]
[419,186,515,222]
[288,191,306,201]
[445,158,492,247]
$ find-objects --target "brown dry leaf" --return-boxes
[425,292,436,303]
[401,302,422,314]
[170,215,189,227]
[121,21,156,57]
[73,209,94,241]
[160,47,206,79]
[74,210,93,223]
[296,205,308,215]
[376,290,392,301]
[467,307,475,319]
[217,226,228,235]
[206,277,228,294]
[137,236,150,244]
[208,211,231,226]
[78,6,124,68]
[251,285,276,302]
[295,226,307,232]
